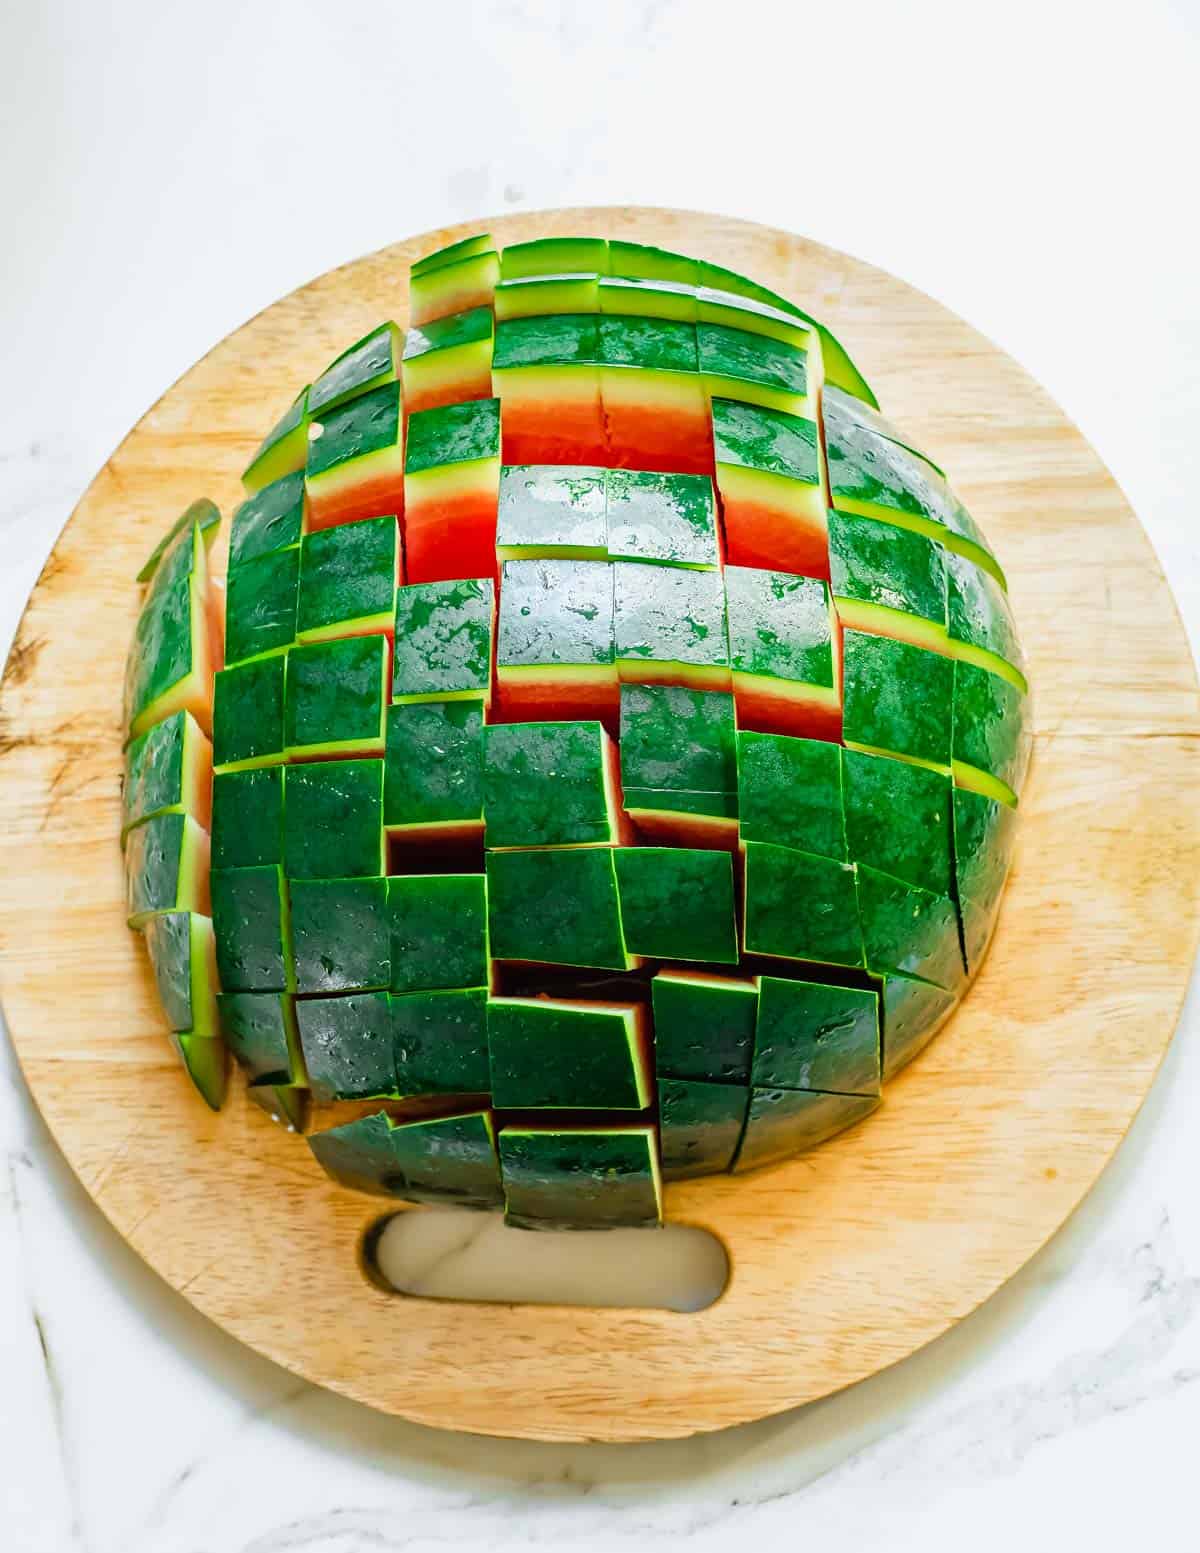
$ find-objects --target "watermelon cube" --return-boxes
[296,516,400,644]
[881,973,959,1079]
[613,561,730,693]
[495,464,608,561]
[218,990,304,1083]
[309,1109,503,1206]
[696,288,812,351]
[126,812,210,928]
[944,549,1027,693]
[486,997,651,1110]
[735,731,845,860]
[495,558,617,722]
[387,874,489,993]
[651,968,758,1085]
[604,469,719,569]
[658,1078,749,1180]
[751,977,880,1097]
[597,275,697,323]
[168,1033,230,1112]
[494,274,600,321]
[402,306,494,414]
[485,846,634,970]
[392,988,491,1096]
[306,381,405,532]
[242,387,310,495]
[384,700,483,844]
[855,864,965,991]
[953,785,1019,970]
[403,398,501,584]
[122,709,213,841]
[210,864,292,993]
[598,315,710,474]
[291,877,390,993]
[296,991,395,1103]
[212,652,288,773]
[230,472,306,570]
[951,660,1031,807]
[608,240,699,287]
[284,634,389,759]
[725,566,840,740]
[614,846,738,964]
[492,314,605,465]
[842,629,953,770]
[482,720,624,849]
[124,520,219,740]
[143,911,220,1039]
[828,508,948,651]
[711,399,825,578]
[498,1126,661,1230]
[410,239,499,328]
[621,788,739,850]
[697,322,809,419]
[284,758,385,879]
[308,323,401,418]
[733,1088,877,1172]
[392,577,493,703]
[618,684,737,846]
[499,236,608,279]
[137,498,220,585]
[741,841,863,968]
[224,545,299,667]
[842,747,952,897]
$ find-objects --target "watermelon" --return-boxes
[124,232,1029,1230]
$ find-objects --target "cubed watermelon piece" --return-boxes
[658,1078,749,1180]
[212,652,288,773]
[224,545,299,667]
[742,842,863,968]
[410,246,499,328]
[487,996,651,1110]
[168,1033,230,1112]
[621,787,739,849]
[309,323,401,418]
[309,1109,503,1207]
[242,387,310,495]
[498,1125,661,1230]
[412,233,494,277]
[247,1080,310,1131]
[735,731,845,860]
[494,274,600,321]
[855,864,965,991]
[608,240,699,287]
[711,399,825,577]
[597,315,711,474]
[218,990,305,1083]
[211,769,282,872]
[492,314,606,465]
[392,988,491,1096]
[210,863,293,993]
[951,660,1031,806]
[651,968,758,1085]
[500,236,608,279]
[823,384,939,473]
[122,709,212,841]
[698,322,809,419]
[391,577,493,703]
[285,634,389,759]
[619,683,737,796]
[403,399,501,583]
[296,991,395,1103]
[842,629,953,771]
[144,911,220,1039]
[881,972,959,1079]
[137,498,220,584]
[124,522,218,740]
[604,469,719,569]
[495,558,617,722]
[597,276,697,323]
[695,288,813,351]
[291,877,390,993]
[614,846,738,964]
[733,1088,877,1172]
[402,306,494,414]
[284,758,385,878]
[842,747,952,897]
[482,720,624,848]
[384,700,483,843]
[614,561,730,692]
[229,473,306,571]
[751,977,880,1097]
[297,516,400,643]
[953,785,1019,970]
[495,464,608,561]
[387,874,489,993]
[943,549,1027,693]
[485,847,634,970]
[126,813,210,928]
[829,509,949,651]
[306,381,405,532]
[725,567,839,740]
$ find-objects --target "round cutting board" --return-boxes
[1,209,1197,1443]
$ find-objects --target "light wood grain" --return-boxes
[1,209,1196,1443]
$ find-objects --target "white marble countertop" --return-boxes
[3,2,1200,1548]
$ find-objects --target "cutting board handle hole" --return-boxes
[363,1208,729,1312]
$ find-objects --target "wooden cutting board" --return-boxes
[1,209,1196,1443]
